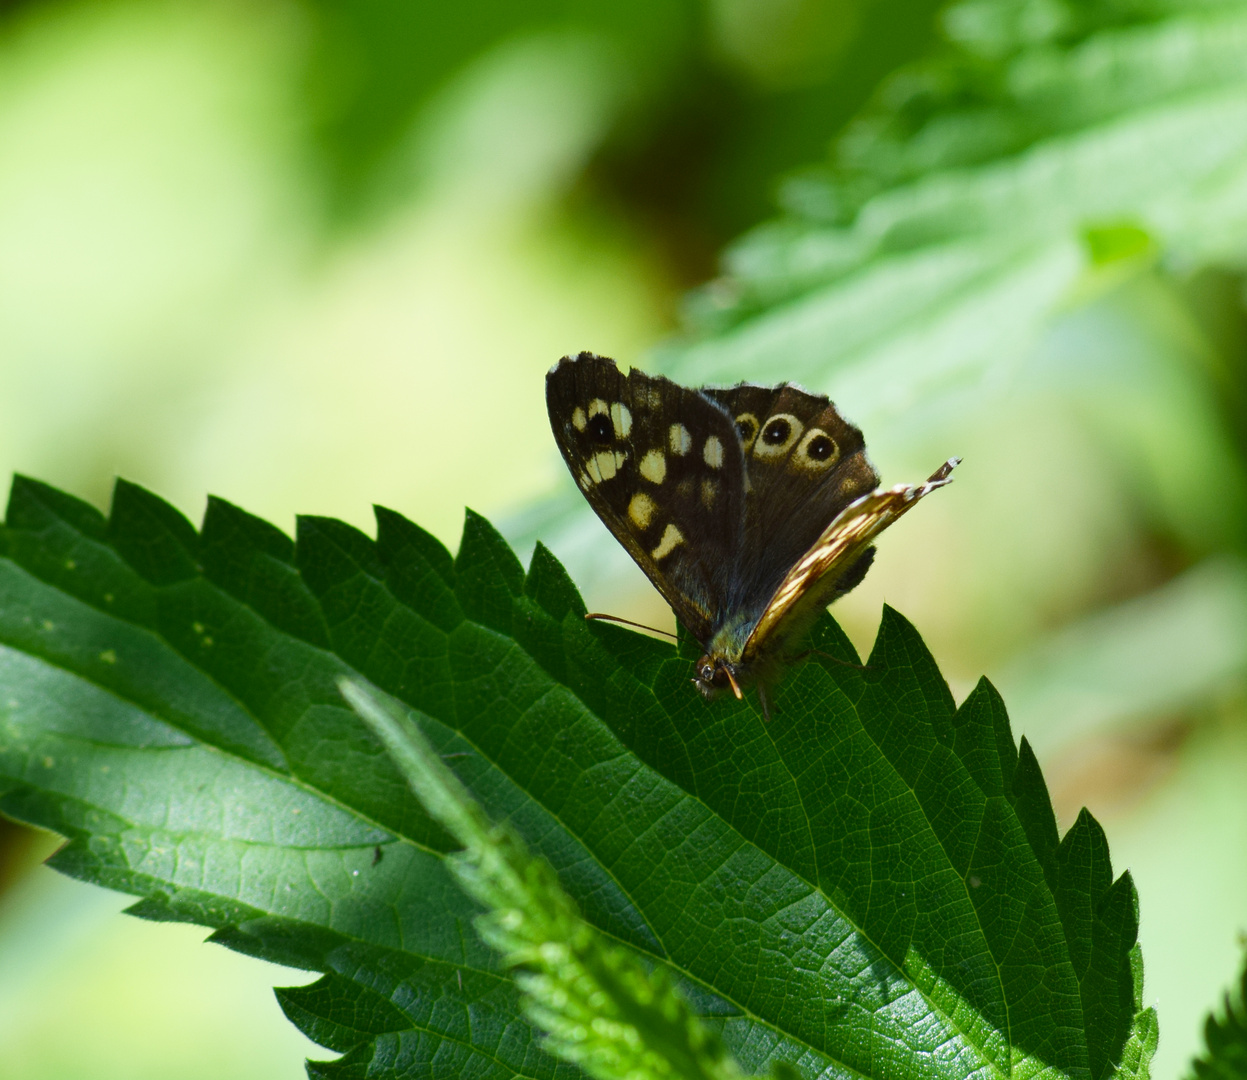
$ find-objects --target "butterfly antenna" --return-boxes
[584,613,679,641]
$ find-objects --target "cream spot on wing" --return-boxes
[677,478,693,501]
[588,398,609,418]
[703,435,724,469]
[669,424,691,455]
[628,492,656,529]
[651,523,684,560]
[572,407,587,432]
[610,402,632,439]
[591,449,627,482]
[700,479,717,509]
[640,449,667,484]
[577,470,592,489]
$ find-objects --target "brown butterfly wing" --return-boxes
[741,459,959,664]
[546,353,746,644]
[703,383,880,615]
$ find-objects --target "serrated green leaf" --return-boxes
[0,478,1154,1080]
[339,676,747,1080]
[1187,951,1247,1080]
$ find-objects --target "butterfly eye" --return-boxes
[762,419,790,445]
[587,413,613,443]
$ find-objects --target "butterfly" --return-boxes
[546,351,958,717]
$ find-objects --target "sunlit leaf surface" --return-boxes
[0,477,1154,1079]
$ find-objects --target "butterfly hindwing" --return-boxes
[704,383,880,612]
[546,353,746,641]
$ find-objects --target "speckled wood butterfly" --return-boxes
[547,352,958,717]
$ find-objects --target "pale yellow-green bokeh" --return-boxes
[0,0,669,546]
[0,855,320,1080]
[0,3,669,1077]
[0,1,1245,1077]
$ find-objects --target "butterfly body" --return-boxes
[546,352,956,714]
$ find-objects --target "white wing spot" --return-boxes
[669,424,692,455]
[651,524,684,560]
[572,407,587,432]
[628,493,656,529]
[610,402,632,439]
[640,449,667,484]
[588,398,609,418]
[703,435,724,469]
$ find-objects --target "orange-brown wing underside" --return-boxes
[741,458,959,662]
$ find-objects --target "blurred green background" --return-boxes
[1,0,1245,1077]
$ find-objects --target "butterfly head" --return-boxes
[693,655,744,701]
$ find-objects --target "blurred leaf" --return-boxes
[1187,950,1247,1080]
[0,475,1154,1079]
[298,0,697,218]
[997,557,1247,757]
[660,0,1247,406]
[514,0,1247,718]
[1083,223,1154,268]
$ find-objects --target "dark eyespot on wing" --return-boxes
[734,413,759,452]
[791,428,841,473]
[587,413,613,443]
[807,434,835,461]
[762,418,790,445]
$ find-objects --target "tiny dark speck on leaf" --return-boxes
[372,844,383,866]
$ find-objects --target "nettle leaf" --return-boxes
[0,476,1155,1080]
[1187,951,1247,1080]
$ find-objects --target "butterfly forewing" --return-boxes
[546,353,746,641]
